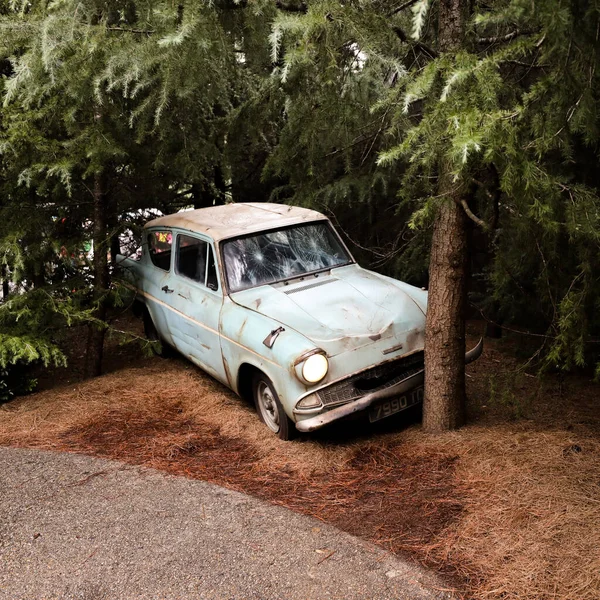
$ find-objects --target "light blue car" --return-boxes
[118,203,482,440]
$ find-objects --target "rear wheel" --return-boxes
[252,373,295,441]
[143,309,176,358]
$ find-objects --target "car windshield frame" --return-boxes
[220,220,355,294]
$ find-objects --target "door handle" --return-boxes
[161,285,174,294]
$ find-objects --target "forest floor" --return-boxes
[0,314,599,600]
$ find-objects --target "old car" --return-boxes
[118,203,482,439]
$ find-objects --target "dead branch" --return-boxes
[477,29,537,45]
[473,167,501,232]
[460,198,487,229]
[389,0,422,16]
[391,26,438,59]
[107,27,155,34]
[469,303,552,339]
[317,549,337,564]
[503,59,548,69]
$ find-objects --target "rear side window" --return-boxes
[148,230,172,271]
[176,234,219,291]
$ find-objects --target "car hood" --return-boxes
[230,265,426,357]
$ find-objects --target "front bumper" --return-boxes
[295,337,483,433]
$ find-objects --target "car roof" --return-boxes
[144,203,327,242]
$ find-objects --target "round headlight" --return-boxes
[302,353,329,384]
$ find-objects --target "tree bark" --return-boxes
[423,176,468,431]
[84,172,109,378]
[106,192,121,267]
[423,0,470,432]
[437,0,466,51]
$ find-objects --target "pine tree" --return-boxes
[264,0,600,429]
[0,0,268,377]
[2,0,600,414]
[421,0,470,431]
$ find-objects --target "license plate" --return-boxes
[368,387,424,423]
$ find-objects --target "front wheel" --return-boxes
[252,374,295,441]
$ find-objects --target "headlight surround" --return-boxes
[295,351,329,385]
[302,353,329,383]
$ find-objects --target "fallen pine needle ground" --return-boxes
[0,328,599,600]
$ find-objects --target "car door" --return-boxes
[141,228,176,346]
[162,230,228,384]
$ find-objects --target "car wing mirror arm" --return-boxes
[263,327,285,349]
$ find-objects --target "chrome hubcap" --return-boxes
[257,381,280,433]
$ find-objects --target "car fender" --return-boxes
[219,296,320,419]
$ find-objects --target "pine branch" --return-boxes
[107,27,154,35]
[503,59,547,69]
[477,29,537,44]
[389,0,422,16]
[391,25,437,58]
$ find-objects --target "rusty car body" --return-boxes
[118,203,482,439]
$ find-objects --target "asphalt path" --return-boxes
[0,447,451,600]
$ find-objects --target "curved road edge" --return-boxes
[0,446,453,600]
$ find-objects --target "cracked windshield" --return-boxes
[223,222,351,292]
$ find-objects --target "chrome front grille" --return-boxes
[317,351,424,408]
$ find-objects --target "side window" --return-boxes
[177,234,208,283]
[175,234,220,291]
[207,246,218,291]
[148,230,172,271]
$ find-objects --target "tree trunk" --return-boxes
[106,192,121,267]
[423,178,468,431]
[423,0,469,432]
[191,166,226,209]
[84,172,109,378]
[32,270,45,289]
[437,0,466,50]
